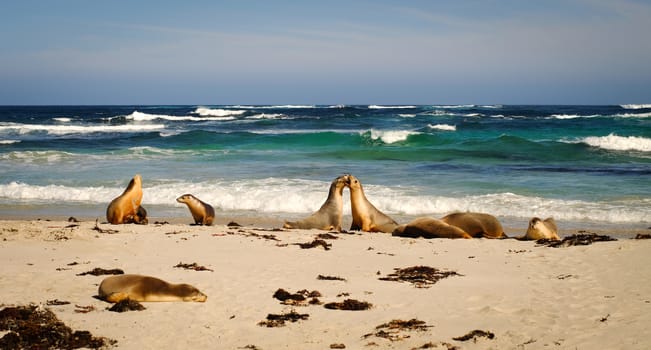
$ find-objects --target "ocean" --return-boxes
[1,104,649,230]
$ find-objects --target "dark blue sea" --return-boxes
[1,104,649,229]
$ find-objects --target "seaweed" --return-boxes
[108,300,146,313]
[317,275,347,281]
[92,219,119,234]
[258,310,309,327]
[174,262,214,272]
[0,305,116,349]
[324,299,372,311]
[295,239,332,250]
[452,329,495,342]
[537,233,617,248]
[317,233,339,240]
[634,233,651,240]
[76,268,124,276]
[363,319,432,341]
[379,266,461,288]
[273,288,321,305]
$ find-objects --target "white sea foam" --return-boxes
[245,113,288,120]
[367,129,418,144]
[581,134,651,152]
[193,107,246,117]
[229,105,315,109]
[53,117,72,122]
[431,105,475,109]
[0,140,20,145]
[620,104,651,109]
[127,110,237,122]
[398,114,417,118]
[614,112,651,118]
[369,105,417,109]
[2,181,647,224]
[0,122,165,135]
[428,124,457,131]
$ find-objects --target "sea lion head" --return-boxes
[334,174,350,189]
[177,284,207,302]
[176,194,194,204]
[526,217,554,239]
[343,174,361,190]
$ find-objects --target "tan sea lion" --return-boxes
[176,194,215,226]
[392,217,472,239]
[283,175,348,231]
[345,174,398,233]
[440,212,505,238]
[98,274,207,303]
[106,174,147,225]
[520,217,560,240]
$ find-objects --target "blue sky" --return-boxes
[1,0,650,105]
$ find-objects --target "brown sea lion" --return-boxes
[98,274,207,303]
[106,174,148,224]
[176,194,215,226]
[283,175,348,231]
[392,217,472,239]
[440,212,505,238]
[345,174,398,233]
[520,217,560,240]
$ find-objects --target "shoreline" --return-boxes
[1,219,650,349]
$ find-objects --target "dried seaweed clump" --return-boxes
[108,299,146,313]
[295,239,332,250]
[76,268,124,276]
[324,299,372,311]
[634,233,651,240]
[379,266,461,288]
[363,319,433,341]
[317,275,347,281]
[0,305,116,349]
[452,329,495,342]
[174,262,214,272]
[258,310,309,327]
[537,233,616,248]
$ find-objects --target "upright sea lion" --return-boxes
[106,174,148,225]
[283,175,348,231]
[440,212,505,238]
[98,274,207,303]
[392,217,472,239]
[176,194,215,226]
[520,217,560,240]
[345,174,398,233]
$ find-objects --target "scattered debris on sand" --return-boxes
[317,275,347,281]
[363,319,433,341]
[174,262,214,272]
[76,268,124,276]
[634,233,651,240]
[273,288,322,306]
[108,299,146,313]
[324,299,372,311]
[537,233,616,248]
[317,233,339,240]
[258,310,309,327]
[92,219,118,234]
[452,329,495,342]
[0,305,116,349]
[379,266,461,288]
[295,239,332,250]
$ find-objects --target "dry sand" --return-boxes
[1,218,650,349]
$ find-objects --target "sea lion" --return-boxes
[440,212,505,238]
[106,174,148,225]
[283,175,348,231]
[520,217,560,240]
[345,174,398,233]
[98,274,207,303]
[392,217,472,239]
[176,194,215,226]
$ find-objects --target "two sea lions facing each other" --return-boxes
[177,194,215,226]
[106,174,148,225]
[98,274,207,303]
[283,174,348,231]
[520,217,560,240]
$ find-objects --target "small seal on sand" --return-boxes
[345,174,398,233]
[106,174,148,225]
[521,217,560,240]
[176,194,215,226]
[283,175,348,231]
[98,274,207,303]
[440,212,506,238]
[392,217,472,239]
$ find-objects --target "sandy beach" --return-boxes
[1,218,650,349]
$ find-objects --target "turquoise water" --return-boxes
[0,105,649,227]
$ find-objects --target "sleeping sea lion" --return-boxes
[345,174,398,233]
[440,212,505,238]
[106,174,148,225]
[283,175,348,231]
[176,194,215,226]
[520,217,560,240]
[392,217,472,239]
[98,274,207,303]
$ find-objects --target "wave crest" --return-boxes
[582,134,651,152]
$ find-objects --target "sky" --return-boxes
[1,0,650,105]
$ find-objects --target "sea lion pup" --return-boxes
[176,194,215,226]
[283,175,348,231]
[345,174,399,233]
[440,212,506,238]
[98,274,207,303]
[106,174,147,225]
[392,217,472,239]
[520,217,560,240]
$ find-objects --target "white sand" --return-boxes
[1,219,650,349]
